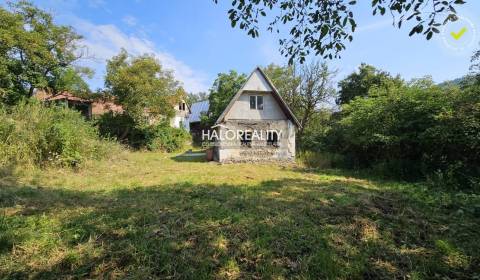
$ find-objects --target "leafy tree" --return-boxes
[0,1,88,104]
[265,62,336,139]
[186,91,209,106]
[50,67,94,97]
[337,63,403,105]
[203,70,247,125]
[470,45,480,83]
[264,63,301,114]
[296,109,333,151]
[438,75,478,89]
[215,0,464,63]
[105,49,185,125]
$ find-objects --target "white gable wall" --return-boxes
[225,69,287,120]
[225,92,287,120]
[242,69,272,91]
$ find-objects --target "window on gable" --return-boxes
[250,95,263,110]
[182,103,186,111]
[257,96,263,110]
[250,96,256,109]
[179,103,182,110]
[267,131,279,147]
[240,131,252,147]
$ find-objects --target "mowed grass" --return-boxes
[1,151,479,279]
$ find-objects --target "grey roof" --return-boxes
[189,100,209,123]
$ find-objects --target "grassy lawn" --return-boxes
[1,151,479,279]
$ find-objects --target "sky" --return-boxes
[2,0,480,93]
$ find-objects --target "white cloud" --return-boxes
[88,0,106,8]
[122,15,137,26]
[70,17,209,93]
[356,19,392,33]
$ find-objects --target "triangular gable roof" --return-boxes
[215,67,301,128]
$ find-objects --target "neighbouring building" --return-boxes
[91,98,124,117]
[34,91,94,119]
[170,100,190,130]
[188,100,209,143]
[35,90,189,129]
[212,67,300,163]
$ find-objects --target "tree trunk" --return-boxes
[119,126,131,141]
[28,85,35,98]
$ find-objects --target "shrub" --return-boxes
[96,112,146,148]
[96,113,190,152]
[297,150,345,169]
[144,123,191,152]
[321,81,480,190]
[0,101,120,168]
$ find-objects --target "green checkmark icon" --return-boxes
[451,27,467,40]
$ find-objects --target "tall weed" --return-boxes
[0,101,121,168]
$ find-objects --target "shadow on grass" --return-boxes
[1,174,479,279]
[170,151,207,163]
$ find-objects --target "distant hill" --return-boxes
[439,75,478,88]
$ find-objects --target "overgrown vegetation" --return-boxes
[1,152,478,279]
[97,112,190,152]
[143,123,191,152]
[0,101,119,168]
[298,75,480,191]
[326,79,480,190]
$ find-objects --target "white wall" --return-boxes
[242,69,272,92]
[225,92,287,120]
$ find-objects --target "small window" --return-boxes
[182,103,186,111]
[250,96,256,109]
[267,131,278,147]
[179,103,182,110]
[250,95,264,110]
[257,96,263,110]
[240,131,252,147]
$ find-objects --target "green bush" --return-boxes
[144,123,191,152]
[96,113,190,152]
[0,101,120,168]
[321,81,480,190]
[297,150,345,169]
[96,112,146,148]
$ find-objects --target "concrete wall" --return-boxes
[214,120,296,163]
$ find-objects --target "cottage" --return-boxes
[212,67,300,163]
